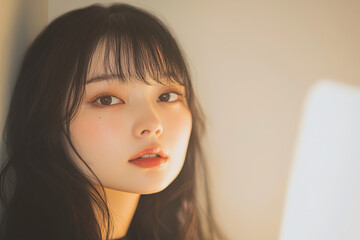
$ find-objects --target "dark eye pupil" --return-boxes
[160,94,170,101]
[100,96,112,105]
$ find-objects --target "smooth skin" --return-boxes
[65,43,193,239]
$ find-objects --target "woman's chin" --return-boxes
[97,181,173,195]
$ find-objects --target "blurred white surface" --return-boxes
[280,80,360,240]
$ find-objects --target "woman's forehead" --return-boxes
[86,40,184,86]
[87,41,117,77]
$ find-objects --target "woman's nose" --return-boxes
[133,105,164,138]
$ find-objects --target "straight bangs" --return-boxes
[98,18,189,87]
[64,4,192,129]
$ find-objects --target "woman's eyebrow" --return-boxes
[86,74,121,84]
[86,74,185,88]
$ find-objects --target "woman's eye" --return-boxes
[93,94,124,106]
[157,92,182,103]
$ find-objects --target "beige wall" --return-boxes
[46,1,359,239]
[0,0,48,150]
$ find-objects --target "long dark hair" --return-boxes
[0,3,225,240]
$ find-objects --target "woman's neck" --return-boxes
[95,186,140,240]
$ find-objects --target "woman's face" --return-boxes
[66,44,192,194]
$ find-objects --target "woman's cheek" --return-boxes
[165,108,192,145]
[71,110,125,152]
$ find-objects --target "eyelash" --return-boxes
[91,91,184,107]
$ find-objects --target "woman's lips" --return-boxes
[128,157,168,168]
[129,146,168,160]
[128,146,169,168]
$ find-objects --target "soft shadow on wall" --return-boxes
[0,0,48,213]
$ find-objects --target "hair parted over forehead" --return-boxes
[87,5,188,84]
[58,4,194,124]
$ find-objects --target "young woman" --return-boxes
[0,3,225,240]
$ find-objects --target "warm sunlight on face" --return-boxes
[66,45,192,194]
